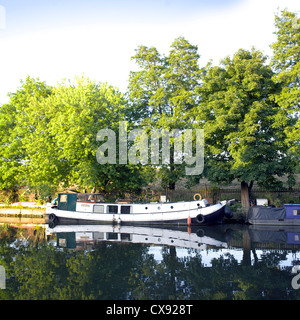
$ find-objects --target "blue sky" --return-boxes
[2,0,241,30]
[0,0,299,103]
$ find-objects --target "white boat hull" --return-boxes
[47,199,227,226]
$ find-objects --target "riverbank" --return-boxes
[0,204,46,224]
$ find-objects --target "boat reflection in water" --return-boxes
[46,223,233,250]
[5,223,300,299]
[248,225,300,246]
[46,222,300,251]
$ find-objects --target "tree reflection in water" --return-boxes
[0,224,300,300]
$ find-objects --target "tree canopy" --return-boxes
[271,9,300,155]
[195,48,295,208]
[0,76,149,199]
[128,37,202,189]
[0,10,299,206]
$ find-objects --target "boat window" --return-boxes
[108,205,118,214]
[77,194,86,202]
[107,233,118,240]
[121,206,131,214]
[94,194,105,203]
[94,232,105,240]
[59,238,67,247]
[293,210,300,216]
[60,194,67,203]
[77,194,105,203]
[121,233,131,241]
[94,205,105,213]
[87,194,94,201]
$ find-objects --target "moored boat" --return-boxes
[46,192,232,226]
[247,204,300,226]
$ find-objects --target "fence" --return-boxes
[122,188,300,204]
[104,187,300,205]
[218,188,300,204]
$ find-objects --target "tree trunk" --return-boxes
[241,181,250,212]
[168,180,175,190]
[168,148,175,190]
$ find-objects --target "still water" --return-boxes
[1,222,300,300]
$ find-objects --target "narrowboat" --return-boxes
[247,204,300,226]
[46,192,232,226]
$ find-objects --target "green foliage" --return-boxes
[195,48,295,190]
[0,77,51,193]
[0,10,299,198]
[0,76,150,198]
[22,77,127,191]
[271,10,300,156]
[129,36,201,126]
[128,37,202,189]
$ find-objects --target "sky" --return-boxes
[0,0,299,104]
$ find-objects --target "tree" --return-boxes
[271,9,300,156]
[0,76,150,200]
[0,77,52,201]
[128,37,202,189]
[196,48,294,210]
[0,103,23,201]
[22,77,149,195]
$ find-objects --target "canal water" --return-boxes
[1,222,300,300]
